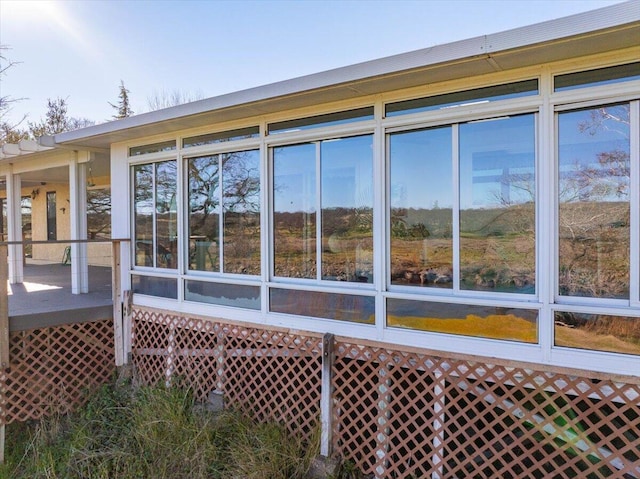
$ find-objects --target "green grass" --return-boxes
[1,380,318,479]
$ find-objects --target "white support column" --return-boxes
[6,171,23,284]
[111,144,132,360]
[69,154,89,294]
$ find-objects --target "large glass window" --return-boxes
[459,114,536,293]
[390,126,453,288]
[187,149,260,275]
[558,103,630,299]
[87,188,111,239]
[133,160,177,269]
[273,135,374,283]
[389,114,536,295]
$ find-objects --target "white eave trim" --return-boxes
[46,0,640,148]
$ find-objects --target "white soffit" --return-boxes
[48,0,640,150]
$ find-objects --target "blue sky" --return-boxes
[0,0,627,128]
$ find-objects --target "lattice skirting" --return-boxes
[0,318,116,425]
[131,307,640,479]
[131,308,322,443]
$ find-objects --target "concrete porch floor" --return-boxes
[8,263,114,331]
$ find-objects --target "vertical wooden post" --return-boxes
[0,244,9,370]
[320,333,334,457]
[111,241,124,366]
[0,244,8,465]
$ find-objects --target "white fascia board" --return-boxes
[48,0,639,148]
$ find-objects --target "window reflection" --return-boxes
[273,136,373,282]
[188,150,260,274]
[387,298,538,343]
[155,161,178,269]
[459,114,536,293]
[555,311,640,355]
[321,135,373,283]
[273,143,317,279]
[134,164,154,267]
[558,104,630,299]
[270,288,375,323]
[389,126,453,288]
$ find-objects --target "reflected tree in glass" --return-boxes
[459,114,536,293]
[558,104,630,298]
[188,155,220,271]
[134,164,153,266]
[389,126,453,288]
[223,150,260,274]
[155,160,177,269]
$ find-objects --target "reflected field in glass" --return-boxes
[558,104,630,299]
[387,298,538,342]
[155,161,178,269]
[389,126,453,288]
[459,114,535,293]
[554,312,640,355]
[270,288,375,323]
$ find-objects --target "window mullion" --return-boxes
[452,124,461,293]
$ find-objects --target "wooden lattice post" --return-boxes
[0,244,7,464]
[432,371,446,479]
[375,362,391,479]
[320,333,334,457]
[111,241,124,366]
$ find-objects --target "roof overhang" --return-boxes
[45,0,640,151]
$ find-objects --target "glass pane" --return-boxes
[46,191,56,241]
[273,143,317,279]
[223,150,261,275]
[129,140,176,156]
[132,274,177,299]
[87,188,111,239]
[554,62,640,92]
[270,288,374,323]
[183,126,259,148]
[459,114,536,293]
[555,312,640,355]
[269,107,374,134]
[188,155,220,271]
[133,164,154,267]
[386,80,538,117]
[155,160,178,269]
[185,280,260,309]
[21,196,31,258]
[389,126,453,288]
[387,298,538,342]
[558,104,630,299]
[1,199,6,241]
[321,135,373,283]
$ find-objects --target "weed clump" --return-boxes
[1,381,317,479]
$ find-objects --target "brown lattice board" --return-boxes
[1,318,116,424]
[333,341,640,479]
[131,308,322,443]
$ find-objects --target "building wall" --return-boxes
[112,47,640,377]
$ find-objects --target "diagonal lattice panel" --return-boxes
[223,325,322,443]
[2,319,115,425]
[131,308,323,444]
[333,342,640,479]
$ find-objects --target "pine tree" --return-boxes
[110,80,133,119]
